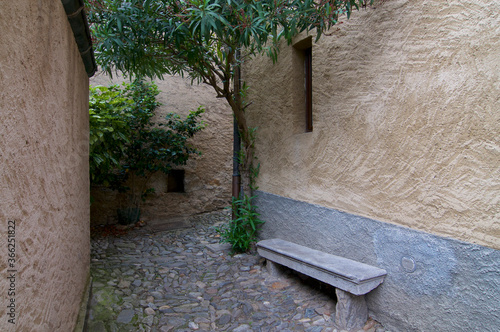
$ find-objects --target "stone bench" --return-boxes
[257,238,387,331]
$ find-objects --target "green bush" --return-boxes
[89,84,133,187]
[89,80,205,213]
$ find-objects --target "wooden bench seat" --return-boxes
[257,238,387,331]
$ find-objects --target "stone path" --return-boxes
[88,211,388,332]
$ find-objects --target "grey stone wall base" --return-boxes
[335,289,368,331]
[254,191,500,332]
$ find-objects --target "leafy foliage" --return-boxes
[89,84,133,186]
[86,0,370,228]
[89,80,205,208]
[85,0,371,149]
[217,195,265,253]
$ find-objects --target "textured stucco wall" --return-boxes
[89,74,233,225]
[0,1,90,331]
[243,0,500,249]
[255,192,500,332]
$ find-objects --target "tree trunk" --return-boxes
[228,53,255,199]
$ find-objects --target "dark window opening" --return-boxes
[293,36,313,134]
[167,170,185,193]
[304,47,313,132]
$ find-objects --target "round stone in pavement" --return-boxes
[233,324,252,332]
[116,309,135,324]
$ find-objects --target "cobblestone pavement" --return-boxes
[88,211,388,332]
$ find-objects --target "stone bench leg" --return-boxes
[335,288,368,331]
[265,260,281,277]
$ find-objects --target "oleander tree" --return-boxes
[85,0,370,155]
[85,0,370,249]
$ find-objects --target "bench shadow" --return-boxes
[264,260,338,303]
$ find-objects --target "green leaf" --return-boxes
[89,80,204,208]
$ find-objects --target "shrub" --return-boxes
[89,80,204,219]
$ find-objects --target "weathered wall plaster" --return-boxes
[255,191,500,331]
[0,1,90,331]
[89,74,233,225]
[243,0,500,249]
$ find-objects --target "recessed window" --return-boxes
[293,36,313,133]
[304,47,313,132]
[167,170,185,193]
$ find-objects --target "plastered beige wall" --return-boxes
[244,0,499,249]
[89,74,233,225]
[0,1,90,331]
